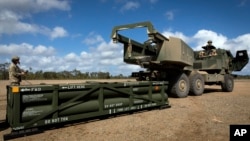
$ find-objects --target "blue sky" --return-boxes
[0,0,250,76]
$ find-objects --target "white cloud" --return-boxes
[33,45,56,56]
[0,10,41,35]
[80,36,141,74]
[82,32,105,45]
[120,1,140,12]
[223,33,250,61]
[35,0,71,11]
[163,29,229,50]
[0,0,70,14]
[0,43,56,56]
[50,27,68,40]
[0,10,20,21]
[0,33,141,75]
[64,53,80,62]
[0,43,57,71]
[0,0,70,39]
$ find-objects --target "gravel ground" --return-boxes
[0,79,250,141]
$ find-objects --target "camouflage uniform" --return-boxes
[8,56,24,85]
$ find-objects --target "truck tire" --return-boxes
[170,73,190,98]
[189,73,204,96]
[221,74,234,92]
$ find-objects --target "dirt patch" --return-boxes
[0,79,250,141]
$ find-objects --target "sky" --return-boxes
[0,0,250,76]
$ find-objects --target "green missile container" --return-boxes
[21,85,166,103]
[21,93,166,121]
[6,81,169,131]
[22,105,53,122]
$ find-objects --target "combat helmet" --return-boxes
[11,56,20,63]
[207,40,212,44]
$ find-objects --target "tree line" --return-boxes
[0,63,128,80]
[1,63,250,80]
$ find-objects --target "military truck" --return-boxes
[111,21,249,98]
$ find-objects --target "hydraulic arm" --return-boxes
[111,21,168,66]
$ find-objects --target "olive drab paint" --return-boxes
[111,21,249,98]
[6,81,169,131]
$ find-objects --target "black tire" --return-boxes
[221,74,234,92]
[189,73,204,96]
[170,73,190,98]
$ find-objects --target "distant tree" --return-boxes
[35,70,43,79]
[0,66,129,80]
[61,70,73,79]
[43,72,58,79]
[71,69,83,79]
[90,72,98,79]
[84,72,90,79]
[0,62,10,80]
[97,72,109,79]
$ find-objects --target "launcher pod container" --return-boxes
[111,21,249,98]
[5,81,169,133]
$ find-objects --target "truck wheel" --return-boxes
[189,73,204,96]
[221,74,234,92]
[170,73,190,98]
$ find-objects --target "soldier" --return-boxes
[8,56,27,85]
[201,40,217,56]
